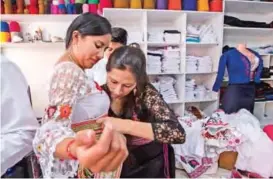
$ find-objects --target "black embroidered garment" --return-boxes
[102,83,186,178]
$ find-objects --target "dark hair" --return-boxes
[111,27,128,45]
[106,46,149,118]
[65,13,112,49]
[128,42,140,48]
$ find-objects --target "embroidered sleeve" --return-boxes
[143,84,186,144]
[33,62,90,178]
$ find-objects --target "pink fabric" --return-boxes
[263,125,273,141]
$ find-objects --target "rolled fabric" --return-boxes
[156,0,167,10]
[70,0,75,3]
[75,0,84,3]
[4,0,13,14]
[82,3,88,13]
[58,3,66,13]
[143,0,155,9]
[88,3,97,14]
[198,0,209,11]
[38,0,45,13]
[9,21,23,42]
[168,0,181,10]
[183,0,197,11]
[209,0,222,12]
[130,0,142,9]
[51,0,59,14]
[29,0,38,13]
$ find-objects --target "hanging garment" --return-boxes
[113,0,129,8]
[183,0,197,10]
[143,0,155,9]
[156,0,167,9]
[130,0,142,8]
[168,0,181,10]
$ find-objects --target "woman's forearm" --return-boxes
[122,120,155,140]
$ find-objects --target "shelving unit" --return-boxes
[103,8,224,117]
[1,9,224,118]
[223,0,273,126]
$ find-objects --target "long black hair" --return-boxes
[65,13,112,49]
[106,46,149,119]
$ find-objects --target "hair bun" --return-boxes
[128,42,140,49]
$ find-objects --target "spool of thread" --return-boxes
[67,3,75,14]
[209,0,222,12]
[82,3,88,13]
[88,3,97,14]
[0,21,10,32]
[168,0,181,10]
[1,1,4,14]
[183,0,197,11]
[143,0,155,9]
[198,0,209,11]
[59,0,65,3]
[58,4,66,13]
[4,0,13,14]
[88,0,98,3]
[130,0,142,9]
[99,0,112,13]
[16,0,24,13]
[29,0,38,13]
[70,0,75,3]
[114,0,129,8]
[0,21,11,42]
[75,0,84,3]
[156,0,167,10]
[51,4,58,14]
[9,21,23,42]
[75,3,83,13]
[38,0,45,13]
[30,0,37,6]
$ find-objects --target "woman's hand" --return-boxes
[72,124,128,173]
[97,117,133,134]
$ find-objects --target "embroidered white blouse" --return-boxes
[32,61,110,178]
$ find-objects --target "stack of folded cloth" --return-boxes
[186,55,213,73]
[186,24,217,44]
[163,30,181,44]
[148,30,164,42]
[185,79,212,101]
[151,76,178,102]
[251,45,273,54]
[162,47,181,73]
[147,50,163,74]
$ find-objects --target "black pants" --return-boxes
[221,83,256,114]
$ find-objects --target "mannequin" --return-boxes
[213,43,263,114]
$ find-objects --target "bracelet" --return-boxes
[67,139,77,160]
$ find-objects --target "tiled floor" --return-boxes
[176,168,231,178]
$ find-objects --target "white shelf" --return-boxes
[148,72,184,75]
[1,42,65,48]
[186,42,219,47]
[185,98,218,103]
[0,14,78,22]
[225,0,273,14]
[261,77,273,81]
[147,42,181,47]
[165,99,184,104]
[224,26,273,37]
[186,71,217,75]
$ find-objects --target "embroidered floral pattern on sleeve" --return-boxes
[143,84,186,144]
[33,62,93,178]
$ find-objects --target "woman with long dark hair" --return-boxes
[98,46,186,178]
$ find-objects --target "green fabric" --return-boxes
[88,0,99,3]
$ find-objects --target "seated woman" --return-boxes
[98,46,186,178]
[32,13,128,178]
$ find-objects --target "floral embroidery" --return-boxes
[59,105,72,119]
[37,144,42,152]
[46,106,57,119]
